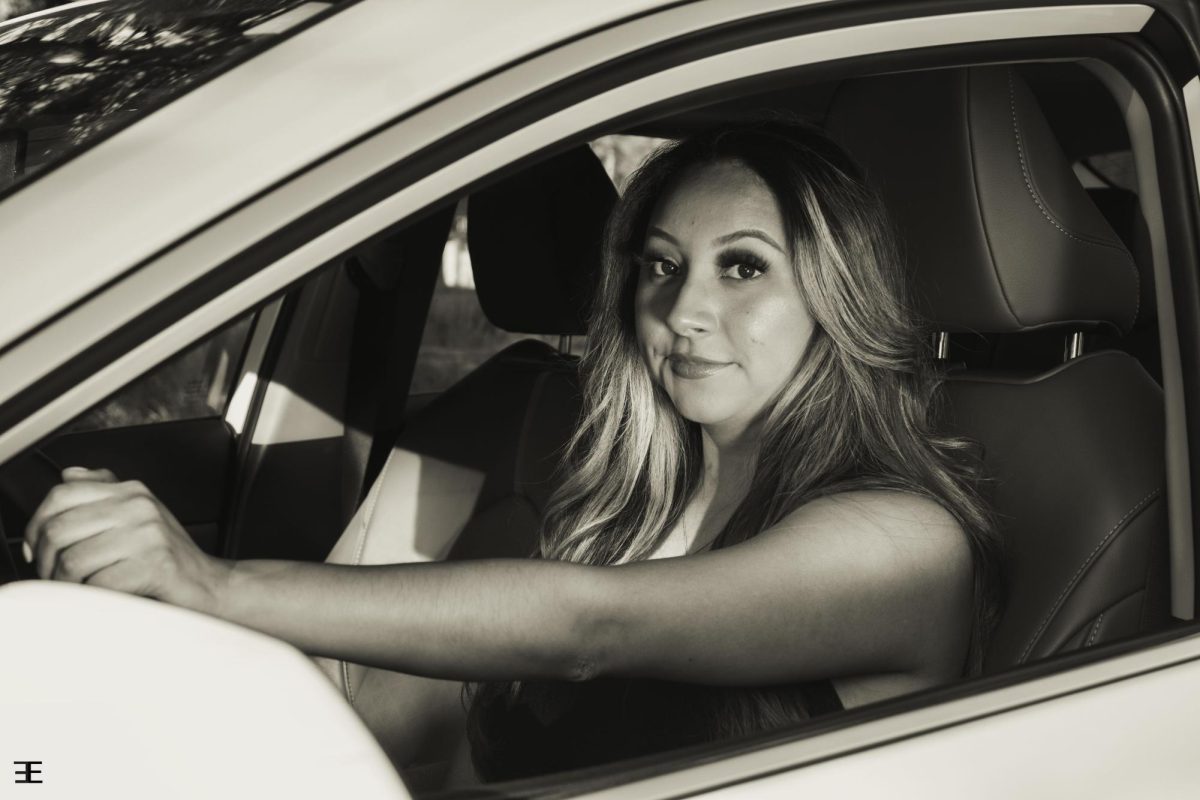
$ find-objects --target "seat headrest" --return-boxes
[468,145,618,335]
[826,66,1140,335]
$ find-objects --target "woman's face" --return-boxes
[634,159,816,441]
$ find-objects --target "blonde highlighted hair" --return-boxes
[466,122,1003,767]
[542,121,1002,670]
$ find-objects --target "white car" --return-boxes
[1,1,1200,797]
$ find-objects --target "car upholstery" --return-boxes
[313,65,1170,777]
[826,65,1170,669]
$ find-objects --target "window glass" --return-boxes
[0,0,346,194]
[1082,151,1137,192]
[589,134,671,192]
[410,136,668,396]
[410,198,559,396]
[64,313,254,432]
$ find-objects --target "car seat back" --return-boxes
[827,66,1171,671]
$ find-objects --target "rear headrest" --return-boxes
[468,145,618,335]
[826,66,1140,335]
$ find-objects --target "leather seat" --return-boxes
[827,65,1171,671]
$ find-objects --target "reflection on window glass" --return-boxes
[65,314,254,432]
[1082,151,1137,192]
[589,134,672,193]
[411,138,669,397]
[412,199,564,396]
[0,0,341,193]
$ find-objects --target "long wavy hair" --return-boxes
[467,121,1003,767]
[543,121,1001,665]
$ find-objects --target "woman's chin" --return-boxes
[667,394,738,429]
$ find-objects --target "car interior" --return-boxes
[280,59,1177,791]
[0,48,1184,795]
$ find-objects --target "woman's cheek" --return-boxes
[741,295,811,382]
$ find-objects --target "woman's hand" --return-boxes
[23,467,231,615]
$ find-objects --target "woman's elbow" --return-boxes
[558,567,625,682]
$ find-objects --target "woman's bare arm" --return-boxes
[592,491,974,684]
[26,470,972,686]
[220,557,609,682]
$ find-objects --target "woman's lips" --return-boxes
[668,355,732,379]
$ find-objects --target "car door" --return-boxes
[2,1,1200,797]
[0,312,259,577]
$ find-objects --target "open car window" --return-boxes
[1,1,1198,797]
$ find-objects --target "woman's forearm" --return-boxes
[216,558,608,682]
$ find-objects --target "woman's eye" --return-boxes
[720,262,767,280]
[645,259,679,277]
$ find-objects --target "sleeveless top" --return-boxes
[467,676,844,782]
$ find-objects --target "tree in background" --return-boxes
[0,0,72,23]
[1,1,312,150]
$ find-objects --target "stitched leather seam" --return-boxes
[354,447,397,566]
[340,658,355,706]
[968,68,1023,329]
[1056,587,1141,650]
[1006,68,1140,330]
[1085,612,1105,647]
[1018,486,1161,663]
[340,447,399,706]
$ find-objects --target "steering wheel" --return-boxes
[0,511,19,584]
[0,448,65,584]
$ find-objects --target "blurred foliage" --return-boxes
[410,278,560,397]
[410,136,669,395]
[0,0,317,177]
[0,1,65,22]
[64,314,253,432]
[589,134,671,193]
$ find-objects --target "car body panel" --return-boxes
[695,649,1200,798]
[0,581,408,799]
[564,630,1200,799]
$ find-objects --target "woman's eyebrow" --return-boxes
[714,229,786,253]
[645,226,680,246]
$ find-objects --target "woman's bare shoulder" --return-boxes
[806,489,964,532]
[776,488,968,549]
[754,489,974,679]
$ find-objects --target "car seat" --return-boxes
[826,65,1171,671]
[313,145,613,779]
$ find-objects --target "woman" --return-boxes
[24,121,1001,781]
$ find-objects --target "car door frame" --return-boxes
[2,0,1200,795]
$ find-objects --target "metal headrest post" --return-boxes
[1063,331,1085,361]
[933,331,950,360]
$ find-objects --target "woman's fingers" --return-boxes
[50,526,150,584]
[22,467,121,562]
[24,473,149,567]
[81,558,152,596]
[24,468,230,613]
[61,466,119,484]
[33,498,119,579]
[32,492,161,580]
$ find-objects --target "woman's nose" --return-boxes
[664,274,716,336]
